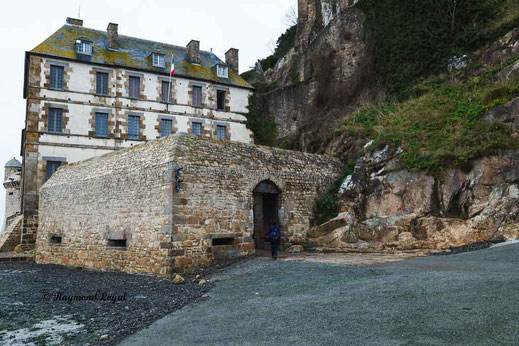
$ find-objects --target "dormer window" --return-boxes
[152,53,165,68]
[76,40,92,55]
[217,65,229,78]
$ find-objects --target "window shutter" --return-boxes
[96,72,108,95]
[95,113,109,137]
[50,65,64,89]
[45,161,62,180]
[48,108,63,133]
[162,81,171,103]
[193,86,202,107]
[129,77,140,99]
[217,125,227,139]
[192,122,202,136]
[160,119,172,137]
[128,115,140,139]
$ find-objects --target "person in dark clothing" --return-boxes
[266,222,281,260]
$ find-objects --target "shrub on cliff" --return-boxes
[259,25,297,71]
[245,81,279,145]
[314,166,354,225]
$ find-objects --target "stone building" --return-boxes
[20,18,254,250]
[0,158,23,251]
[35,135,342,276]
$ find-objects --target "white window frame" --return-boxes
[76,40,92,55]
[217,65,229,78]
[152,53,165,68]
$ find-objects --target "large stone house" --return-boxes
[36,135,342,276]
[18,18,254,250]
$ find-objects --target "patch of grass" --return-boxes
[336,61,519,172]
[277,136,301,151]
[487,0,519,31]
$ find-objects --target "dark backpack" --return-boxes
[269,227,279,241]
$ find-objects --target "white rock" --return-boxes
[338,175,354,195]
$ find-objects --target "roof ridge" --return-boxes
[64,23,219,56]
[32,24,253,89]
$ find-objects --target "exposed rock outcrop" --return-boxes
[308,148,519,252]
[307,91,519,252]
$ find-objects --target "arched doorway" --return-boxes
[253,180,280,250]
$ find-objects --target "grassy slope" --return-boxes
[333,0,519,173]
[337,57,519,172]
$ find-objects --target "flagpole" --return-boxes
[168,55,173,108]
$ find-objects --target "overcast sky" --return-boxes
[0,0,296,225]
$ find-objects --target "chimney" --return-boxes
[66,17,83,26]
[187,40,200,64]
[107,23,119,49]
[225,48,239,74]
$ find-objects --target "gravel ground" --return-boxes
[0,263,213,345]
[430,240,495,255]
[122,242,519,345]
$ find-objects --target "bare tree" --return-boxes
[283,4,298,27]
[267,39,277,55]
[446,0,466,34]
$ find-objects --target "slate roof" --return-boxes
[4,158,22,168]
[30,24,252,89]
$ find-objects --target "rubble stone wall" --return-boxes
[261,3,368,140]
[36,135,342,276]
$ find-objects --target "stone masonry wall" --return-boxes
[22,55,44,250]
[36,135,343,276]
[36,159,175,276]
[261,4,368,141]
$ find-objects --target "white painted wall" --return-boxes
[39,58,252,145]
[39,144,117,164]
[229,87,251,114]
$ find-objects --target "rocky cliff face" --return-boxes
[252,0,519,251]
[258,0,369,143]
[307,96,519,252]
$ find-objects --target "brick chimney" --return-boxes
[225,48,239,73]
[66,17,83,26]
[107,23,119,49]
[187,40,200,64]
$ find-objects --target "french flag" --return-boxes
[170,56,175,77]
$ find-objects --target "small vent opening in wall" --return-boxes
[107,239,127,248]
[50,236,62,244]
[212,237,234,246]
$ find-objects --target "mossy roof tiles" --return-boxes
[31,24,252,89]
